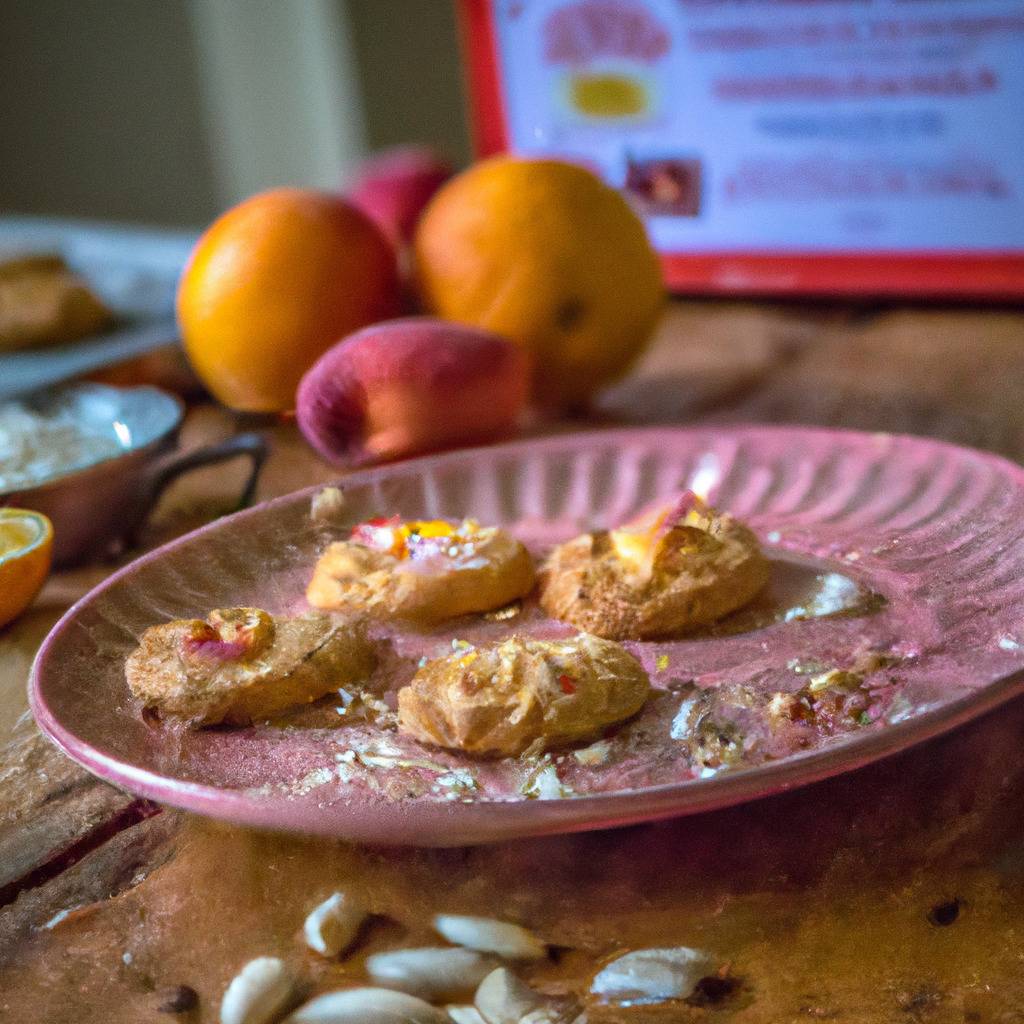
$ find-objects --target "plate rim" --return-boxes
[28,424,1024,844]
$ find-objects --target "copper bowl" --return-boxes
[0,382,266,566]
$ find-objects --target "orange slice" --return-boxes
[0,509,53,629]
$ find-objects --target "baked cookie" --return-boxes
[126,607,375,726]
[538,491,769,639]
[0,253,112,351]
[307,517,535,625]
[397,633,650,757]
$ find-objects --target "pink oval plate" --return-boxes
[30,427,1024,845]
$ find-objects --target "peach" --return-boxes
[296,318,528,467]
[348,146,451,245]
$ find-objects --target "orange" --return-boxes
[177,188,399,412]
[0,509,53,629]
[414,157,664,409]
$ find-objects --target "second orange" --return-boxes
[177,188,400,413]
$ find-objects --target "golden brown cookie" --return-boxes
[0,253,113,351]
[307,518,535,625]
[397,633,650,757]
[125,607,375,726]
[538,492,769,640]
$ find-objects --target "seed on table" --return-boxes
[590,947,711,1004]
[220,957,294,1024]
[927,898,961,927]
[519,1010,587,1024]
[283,988,447,1023]
[433,914,547,961]
[446,1007,487,1024]
[473,967,544,1024]
[157,985,199,1013]
[303,892,367,957]
[365,947,497,1000]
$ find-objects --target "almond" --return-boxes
[473,968,543,1024]
[283,988,446,1024]
[590,946,711,1004]
[446,1008,487,1024]
[302,892,366,958]
[433,915,546,961]
[220,957,294,1024]
[366,947,496,1000]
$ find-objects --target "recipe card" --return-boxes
[465,0,1024,296]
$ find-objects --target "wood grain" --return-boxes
[2,301,1023,1021]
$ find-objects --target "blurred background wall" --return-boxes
[0,0,472,227]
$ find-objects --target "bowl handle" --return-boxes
[129,432,268,546]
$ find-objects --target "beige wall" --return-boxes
[187,0,368,204]
[0,0,471,227]
[346,0,471,169]
[0,0,221,225]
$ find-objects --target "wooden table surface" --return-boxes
[2,301,1024,1022]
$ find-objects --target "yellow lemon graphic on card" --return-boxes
[570,72,648,118]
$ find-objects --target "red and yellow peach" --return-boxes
[295,318,529,466]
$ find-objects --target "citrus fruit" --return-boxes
[177,188,400,412]
[0,509,53,629]
[413,157,664,409]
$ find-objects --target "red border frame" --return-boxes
[456,0,1024,300]
[457,0,509,157]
